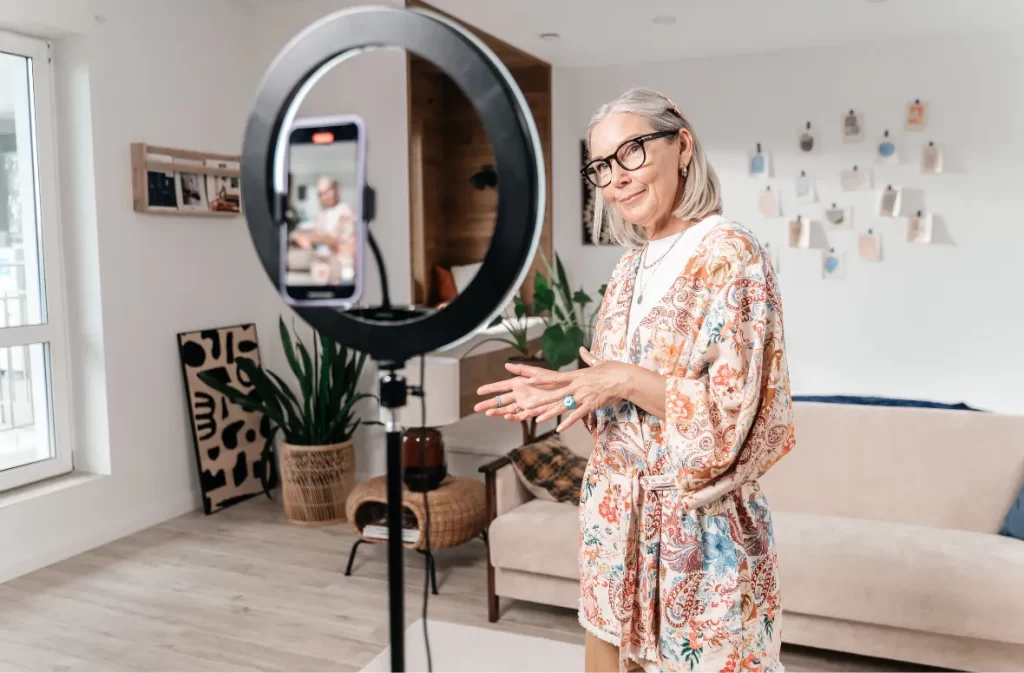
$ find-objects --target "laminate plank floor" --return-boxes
[0,496,939,672]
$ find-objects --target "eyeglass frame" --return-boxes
[579,130,679,187]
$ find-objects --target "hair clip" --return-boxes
[665,97,683,117]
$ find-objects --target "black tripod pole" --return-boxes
[378,365,407,672]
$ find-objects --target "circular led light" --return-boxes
[241,5,545,365]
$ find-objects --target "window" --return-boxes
[0,30,73,492]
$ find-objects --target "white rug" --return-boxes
[359,619,584,672]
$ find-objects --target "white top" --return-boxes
[627,214,726,339]
[299,201,355,238]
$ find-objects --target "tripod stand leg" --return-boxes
[344,539,365,576]
[386,426,405,671]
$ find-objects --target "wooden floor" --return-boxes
[0,495,938,672]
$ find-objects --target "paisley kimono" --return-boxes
[578,218,795,673]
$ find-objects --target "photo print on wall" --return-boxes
[877,130,898,164]
[799,121,814,152]
[907,210,933,244]
[795,171,816,204]
[859,229,882,262]
[174,157,210,211]
[921,141,944,174]
[788,216,810,249]
[840,165,872,191]
[878,185,903,217]
[823,247,845,279]
[842,109,864,143]
[906,99,928,131]
[749,142,769,177]
[759,185,781,217]
[824,202,851,228]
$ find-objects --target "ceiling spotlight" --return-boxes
[539,32,560,40]
[652,15,677,25]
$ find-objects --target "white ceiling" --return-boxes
[421,0,1024,67]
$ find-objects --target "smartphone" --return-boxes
[281,114,366,307]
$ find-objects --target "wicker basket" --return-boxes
[345,476,486,550]
[279,440,356,526]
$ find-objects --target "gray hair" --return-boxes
[585,87,723,249]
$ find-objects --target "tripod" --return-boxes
[376,362,409,672]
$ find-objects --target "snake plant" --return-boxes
[198,316,370,496]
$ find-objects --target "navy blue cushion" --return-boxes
[1001,486,1024,541]
[792,394,981,412]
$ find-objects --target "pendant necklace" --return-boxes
[635,230,684,305]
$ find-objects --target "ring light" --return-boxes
[240,6,546,672]
[241,4,545,366]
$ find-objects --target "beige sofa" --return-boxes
[481,401,1024,671]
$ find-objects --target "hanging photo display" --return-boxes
[824,202,851,229]
[822,247,845,279]
[859,229,882,262]
[878,185,903,217]
[907,211,933,244]
[840,165,871,191]
[842,109,864,143]
[758,185,781,217]
[749,142,769,177]
[877,130,898,164]
[906,99,928,131]
[794,170,816,204]
[799,121,814,152]
[788,216,810,249]
[920,141,944,174]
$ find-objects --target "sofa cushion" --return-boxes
[507,434,587,505]
[774,511,1024,646]
[489,499,579,580]
[1000,484,1024,541]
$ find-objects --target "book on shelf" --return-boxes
[362,508,419,543]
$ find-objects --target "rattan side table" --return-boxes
[343,475,488,593]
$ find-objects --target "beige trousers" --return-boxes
[584,632,645,672]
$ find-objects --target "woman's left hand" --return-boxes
[509,347,633,431]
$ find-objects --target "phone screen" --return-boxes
[284,117,365,305]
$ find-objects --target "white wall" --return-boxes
[0,0,300,584]
[0,0,428,583]
[553,35,1024,414]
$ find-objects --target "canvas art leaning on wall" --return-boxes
[177,323,276,514]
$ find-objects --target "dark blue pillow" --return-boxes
[793,394,981,412]
[1000,486,1024,541]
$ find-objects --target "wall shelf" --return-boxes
[130,142,242,217]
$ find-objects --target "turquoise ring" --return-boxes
[563,395,578,410]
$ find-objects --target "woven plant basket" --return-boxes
[279,440,355,526]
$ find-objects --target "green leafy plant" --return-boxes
[198,316,370,495]
[539,252,607,368]
[466,255,607,370]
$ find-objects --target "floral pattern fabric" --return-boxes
[578,218,796,673]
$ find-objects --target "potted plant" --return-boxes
[540,252,607,369]
[199,316,370,526]
[458,269,555,367]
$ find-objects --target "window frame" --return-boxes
[0,28,75,493]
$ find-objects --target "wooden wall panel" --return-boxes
[407,57,446,305]
[406,0,552,309]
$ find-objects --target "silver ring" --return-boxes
[495,395,503,408]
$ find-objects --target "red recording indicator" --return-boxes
[312,131,335,144]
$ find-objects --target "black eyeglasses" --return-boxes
[580,130,677,187]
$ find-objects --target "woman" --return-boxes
[475,87,795,672]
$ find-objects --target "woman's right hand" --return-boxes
[473,366,565,422]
